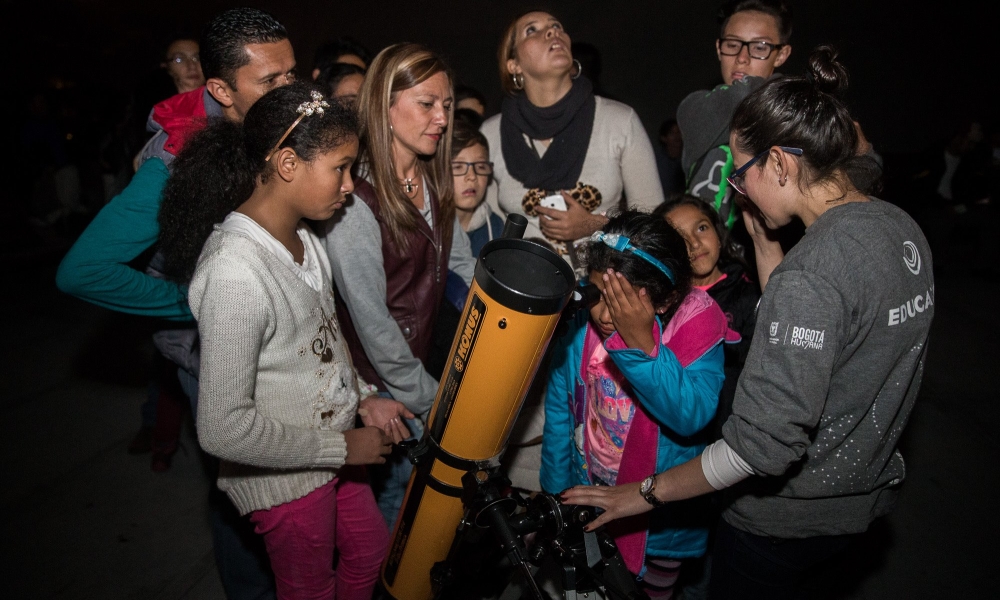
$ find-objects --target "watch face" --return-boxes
[641,476,652,494]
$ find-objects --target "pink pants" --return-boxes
[249,468,389,600]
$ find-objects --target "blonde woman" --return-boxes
[318,43,476,527]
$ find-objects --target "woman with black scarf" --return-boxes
[482,10,664,276]
[481,10,665,494]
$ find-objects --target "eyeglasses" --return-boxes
[168,54,200,65]
[727,146,803,196]
[717,38,785,60]
[451,161,494,176]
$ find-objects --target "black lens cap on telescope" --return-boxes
[475,238,575,315]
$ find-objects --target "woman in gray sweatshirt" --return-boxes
[562,46,934,599]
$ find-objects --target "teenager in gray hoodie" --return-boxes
[677,0,793,230]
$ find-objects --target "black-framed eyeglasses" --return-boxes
[717,38,785,60]
[451,161,494,176]
[727,146,803,196]
[168,54,200,65]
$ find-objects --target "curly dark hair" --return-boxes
[585,209,693,319]
[158,81,358,282]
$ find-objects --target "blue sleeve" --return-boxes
[608,333,724,438]
[540,329,579,495]
[55,158,192,321]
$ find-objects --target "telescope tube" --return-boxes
[381,231,575,600]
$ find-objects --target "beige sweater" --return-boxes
[189,227,367,515]
[482,96,665,271]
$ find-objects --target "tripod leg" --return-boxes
[497,561,541,600]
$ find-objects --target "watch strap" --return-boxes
[640,474,665,507]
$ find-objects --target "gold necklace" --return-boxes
[400,177,418,196]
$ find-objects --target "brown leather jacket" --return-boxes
[335,178,452,391]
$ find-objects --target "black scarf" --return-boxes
[500,77,596,190]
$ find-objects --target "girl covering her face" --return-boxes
[542,209,736,596]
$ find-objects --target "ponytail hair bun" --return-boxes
[807,45,849,97]
[731,44,882,197]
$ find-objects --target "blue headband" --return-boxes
[590,231,676,285]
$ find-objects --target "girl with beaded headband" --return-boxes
[316,43,478,530]
[540,209,737,596]
[162,81,404,599]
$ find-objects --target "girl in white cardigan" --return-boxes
[171,82,409,599]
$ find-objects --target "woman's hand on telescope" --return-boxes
[560,481,652,532]
[358,396,416,444]
[536,192,608,241]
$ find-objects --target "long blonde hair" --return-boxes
[356,43,455,250]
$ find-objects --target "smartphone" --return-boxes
[539,194,567,211]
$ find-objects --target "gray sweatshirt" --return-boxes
[319,185,476,415]
[722,199,934,538]
[678,77,766,178]
[677,76,767,225]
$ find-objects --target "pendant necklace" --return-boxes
[401,177,417,196]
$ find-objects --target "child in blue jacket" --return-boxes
[540,209,737,597]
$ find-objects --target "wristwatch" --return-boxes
[639,474,665,507]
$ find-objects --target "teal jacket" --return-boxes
[55,157,191,321]
[541,290,728,560]
[55,87,223,321]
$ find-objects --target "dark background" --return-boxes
[12,0,991,154]
[4,3,996,597]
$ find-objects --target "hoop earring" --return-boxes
[512,73,524,90]
[571,59,582,80]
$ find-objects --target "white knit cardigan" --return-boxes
[189,227,369,515]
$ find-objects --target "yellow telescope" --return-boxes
[381,216,576,600]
